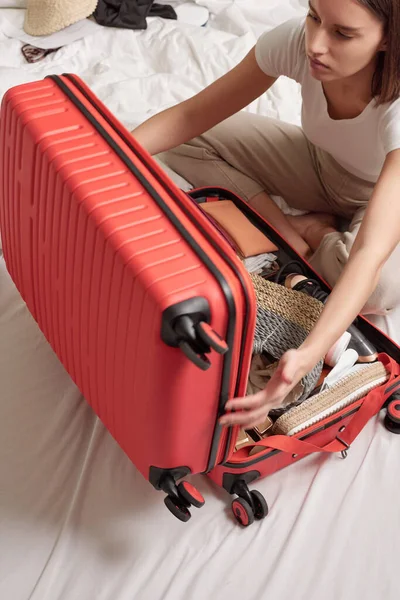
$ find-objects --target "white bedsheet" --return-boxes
[1,3,400,600]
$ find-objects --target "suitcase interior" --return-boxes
[188,187,400,495]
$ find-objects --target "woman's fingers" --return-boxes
[220,392,282,428]
[219,405,271,428]
[224,390,266,412]
[220,386,283,427]
[219,349,310,430]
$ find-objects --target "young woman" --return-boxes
[132,0,400,429]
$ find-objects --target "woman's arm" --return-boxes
[133,46,312,257]
[220,149,400,428]
[131,48,277,155]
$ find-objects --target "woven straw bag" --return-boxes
[249,273,324,416]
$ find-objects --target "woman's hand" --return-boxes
[219,349,311,429]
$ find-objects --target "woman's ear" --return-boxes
[379,38,388,51]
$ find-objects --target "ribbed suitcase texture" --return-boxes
[0,75,256,483]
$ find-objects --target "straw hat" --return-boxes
[24,0,98,36]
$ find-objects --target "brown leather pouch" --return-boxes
[201,200,278,257]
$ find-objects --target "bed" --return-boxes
[1,2,400,599]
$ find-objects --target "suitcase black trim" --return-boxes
[48,74,250,472]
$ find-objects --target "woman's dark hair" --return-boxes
[357,0,400,105]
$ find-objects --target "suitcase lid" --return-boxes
[0,74,257,487]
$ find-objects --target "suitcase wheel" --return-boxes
[231,498,254,527]
[250,490,269,520]
[385,398,400,434]
[164,495,191,522]
[177,481,205,508]
[231,478,269,520]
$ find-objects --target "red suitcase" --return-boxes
[1,75,400,526]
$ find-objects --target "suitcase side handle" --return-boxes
[253,354,400,458]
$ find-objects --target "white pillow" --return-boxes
[0,1,26,7]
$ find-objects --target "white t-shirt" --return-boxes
[255,17,400,182]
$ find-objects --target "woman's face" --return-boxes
[305,0,386,81]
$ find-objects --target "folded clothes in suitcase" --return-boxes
[1,75,400,527]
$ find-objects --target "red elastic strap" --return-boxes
[260,354,400,457]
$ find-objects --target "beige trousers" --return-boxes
[160,112,400,316]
